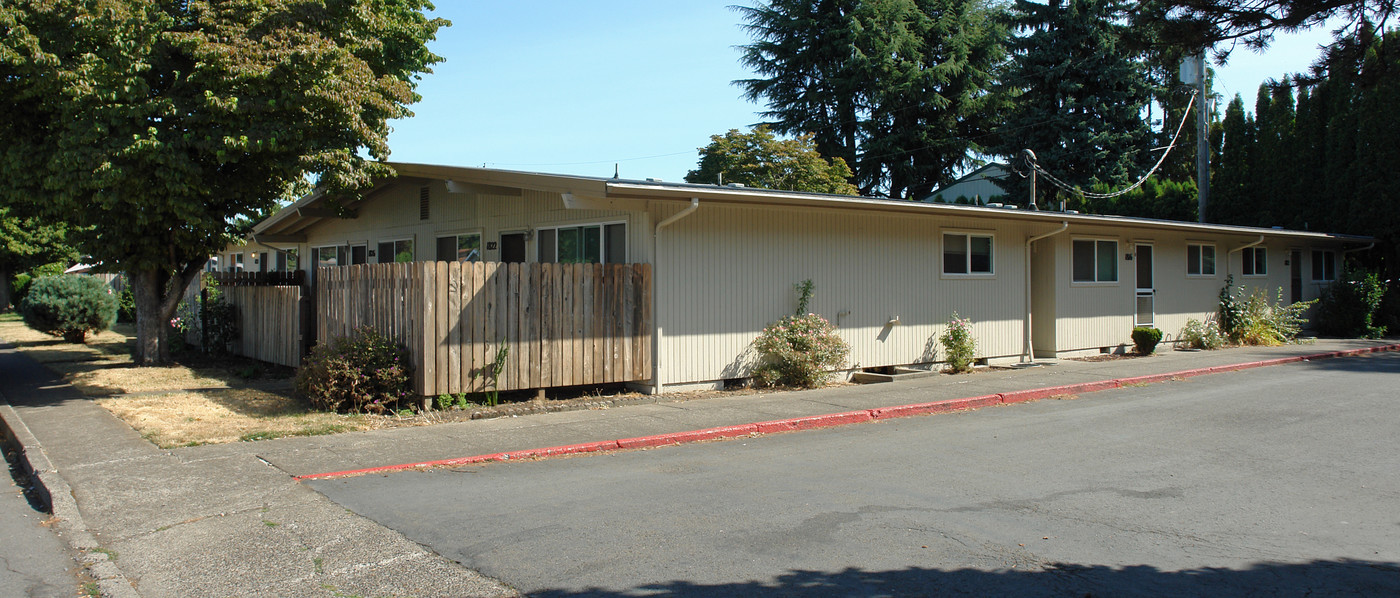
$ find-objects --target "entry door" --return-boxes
[1135,244,1154,326]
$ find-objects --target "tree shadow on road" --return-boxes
[530,559,1400,597]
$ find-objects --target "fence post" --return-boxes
[200,287,209,353]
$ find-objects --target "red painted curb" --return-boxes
[754,411,874,434]
[617,424,759,449]
[870,395,1001,419]
[999,380,1123,404]
[296,344,1400,480]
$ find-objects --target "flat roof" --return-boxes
[250,162,1375,245]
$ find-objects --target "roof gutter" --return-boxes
[1343,242,1376,255]
[1024,221,1070,364]
[651,198,700,394]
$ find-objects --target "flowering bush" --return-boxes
[939,312,977,373]
[296,326,413,413]
[1177,318,1225,350]
[753,313,850,388]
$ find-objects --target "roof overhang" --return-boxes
[245,162,1376,247]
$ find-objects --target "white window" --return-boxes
[1311,249,1336,281]
[943,232,994,275]
[1242,247,1267,276]
[377,239,414,264]
[1072,239,1118,283]
[437,233,482,263]
[537,222,626,264]
[1187,244,1216,276]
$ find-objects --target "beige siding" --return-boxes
[655,203,1036,387]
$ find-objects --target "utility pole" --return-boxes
[1188,52,1210,223]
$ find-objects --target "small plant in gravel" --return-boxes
[19,274,119,343]
[752,280,849,388]
[296,326,413,414]
[1131,326,1163,354]
[939,312,977,373]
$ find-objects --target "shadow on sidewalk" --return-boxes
[532,559,1400,597]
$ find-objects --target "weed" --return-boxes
[82,581,100,597]
[263,520,279,527]
[90,547,118,561]
[313,557,325,574]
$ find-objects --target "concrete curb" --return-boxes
[0,393,141,598]
[296,343,1400,481]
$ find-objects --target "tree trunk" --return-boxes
[0,265,12,311]
[130,262,207,365]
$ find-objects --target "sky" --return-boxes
[384,2,1347,184]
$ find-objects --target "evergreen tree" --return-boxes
[1209,95,1257,225]
[737,0,1007,199]
[990,0,1155,211]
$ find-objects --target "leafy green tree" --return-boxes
[0,206,79,311]
[0,1,445,363]
[1208,94,1257,224]
[736,0,1008,199]
[991,0,1155,211]
[684,127,859,195]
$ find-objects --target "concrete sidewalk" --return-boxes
[1,337,1395,597]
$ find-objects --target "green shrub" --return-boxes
[1315,266,1388,339]
[1131,326,1163,354]
[939,312,977,373]
[1177,318,1225,350]
[1219,276,1315,346]
[116,284,136,324]
[753,313,850,388]
[296,326,413,413]
[19,274,118,343]
[11,273,33,308]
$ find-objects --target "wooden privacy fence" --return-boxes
[317,262,652,396]
[179,274,306,368]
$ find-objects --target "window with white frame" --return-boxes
[377,239,414,264]
[1242,246,1267,276]
[436,233,482,262]
[1187,243,1216,276]
[1072,239,1118,282]
[231,252,244,272]
[1311,249,1336,281]
[537,222,626,264]
[942,232,994,275]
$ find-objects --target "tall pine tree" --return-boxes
[736,0,1007,199]
[990,0,1154,210]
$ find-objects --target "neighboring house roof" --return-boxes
[921,163,1011,205]
[249,162,1373,246]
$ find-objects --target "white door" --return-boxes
[1135,244,1154,326]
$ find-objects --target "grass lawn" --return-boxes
[0,312,379,447]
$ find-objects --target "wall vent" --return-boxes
[419,187,430,220]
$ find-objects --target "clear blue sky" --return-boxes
[384,2,1345,183]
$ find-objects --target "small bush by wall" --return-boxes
[753,313,850,388]
[1177,318,1225,350]
[939,312,977,373]
[296,326,413,413]
[1315,267,1388,339]
[1218,275,1315,346]
[1131,326,1163,354]
[19,274,118,343]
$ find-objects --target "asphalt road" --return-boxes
[309,352,1400,597]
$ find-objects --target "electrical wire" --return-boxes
[1032,89,1199,200]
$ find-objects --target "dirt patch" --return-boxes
[1070,353,1153,362]
[96,388,372,447]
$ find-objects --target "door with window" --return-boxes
[1135,244,1154,326]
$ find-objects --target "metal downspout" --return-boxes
[651,198,700,394]
[1024,222,1069,364]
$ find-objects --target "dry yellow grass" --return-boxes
[2,312,377,447]
[97,389,372,447]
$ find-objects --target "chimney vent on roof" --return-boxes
[727,183,746,188]
[646,178,664,183]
